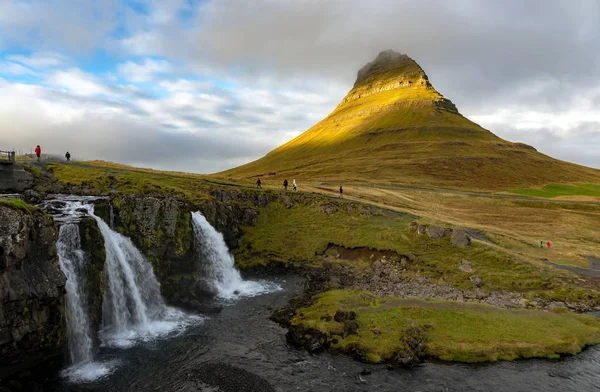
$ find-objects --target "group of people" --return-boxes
[32,145,71,162]
[255,177,344,198]
[540,240,552,249]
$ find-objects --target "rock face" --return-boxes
[0,163,34,192]
[111,194,194,281]
[0,204,65,375]
[77,217,106,341]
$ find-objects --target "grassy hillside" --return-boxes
[219,51,600,191]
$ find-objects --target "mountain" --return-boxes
[220,50,600,191]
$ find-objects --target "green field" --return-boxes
[512,183,600,198]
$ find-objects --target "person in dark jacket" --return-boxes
[35,145,41,161]
[339,185,343,199]
[65,151,71,162]
[283,179,288,191]
[256,178,262,189]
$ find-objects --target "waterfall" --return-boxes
[57,223,94,365]
[57,204,114,383]
[88,207,198,348]
[51,199,200,382]
[191,212,280,299]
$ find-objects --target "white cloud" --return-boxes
[45,68,113,96]
[117,58,173,82]
[7,51,69,69]
[0,61,36,76]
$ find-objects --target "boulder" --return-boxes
[416,225,426,235]
[450,229,471,248]
[426,225,452,240]
[458,259,473,273]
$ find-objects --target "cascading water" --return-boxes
[191,212,280,299]
[50,199,200,382]
[88,207,199,348]
[56,203,114,382]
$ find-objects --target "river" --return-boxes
[43,273,600,392]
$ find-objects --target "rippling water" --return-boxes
[47,274,600,392]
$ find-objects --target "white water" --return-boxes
[88,207,200,348]
[53,200,200,382]
[56,204,115,383]
[191,212,280,299]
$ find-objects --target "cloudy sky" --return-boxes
[1,0,599,173]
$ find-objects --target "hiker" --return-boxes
[283,179,288,191]
[339,185,343,199]
[547,241,551,250]
[65,151,71,162]
[292,179,297,192]
[540,240,545,249]
[256,178,262,189]
[35,145,41,161]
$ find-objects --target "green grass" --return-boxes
[46,161,217,205]
[512,183,600,198]
[237,200,599,304]
[0,197,38,213]
[293,289,600,363]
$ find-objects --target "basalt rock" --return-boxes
[0,204,65,377]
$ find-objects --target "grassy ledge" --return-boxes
[0,197,39,213]
[292,289,600,363]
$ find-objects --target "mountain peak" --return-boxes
[355,50,428,87]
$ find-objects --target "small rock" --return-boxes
[548,301,567,310]
[458,259,473,273]
[286,324,305,347]
[344,320,360,336]
[417,225,426,235]
[469,275,483,287]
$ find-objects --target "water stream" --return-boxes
[191,211,280,299]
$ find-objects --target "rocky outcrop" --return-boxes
[77,217,106,340]
[0,163,34,192]
[111,194,194,281]
[0,204,65,376]
[411,222,472,248]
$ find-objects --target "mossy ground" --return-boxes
[236,199,600,305]
[293,289,600,363]
[46,161,226,205]
[0,197,39,213]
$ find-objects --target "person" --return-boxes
[540,240,545,249]
[292,179,297,191]
[65,151,71,162]
[256,178,262,189]
[283,179,288,191]
[547,241,551,249]
[35,145,41,161]
[339,185,343,199]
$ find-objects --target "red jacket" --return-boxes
[35,146,41,155]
